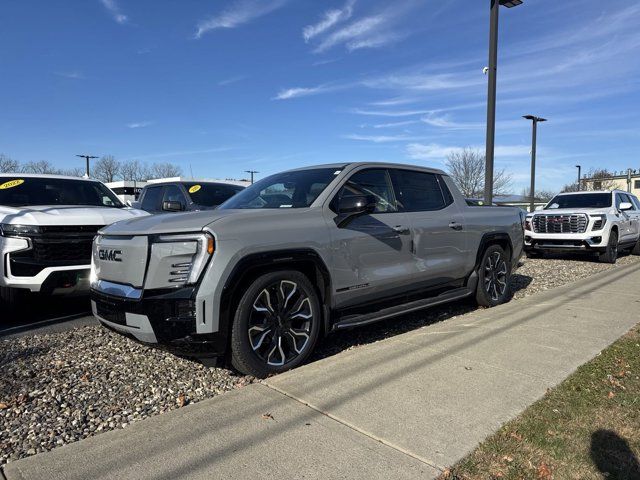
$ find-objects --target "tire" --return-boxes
[525,250,544,259]
[0,286,26,316]
[476,245,512,308]
[632,236,640,256]
[230,270,322,378]
[599,230,619,264]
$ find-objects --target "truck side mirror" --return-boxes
[619,202,633,211]
[162,200,185,212]
[335,194,376,228]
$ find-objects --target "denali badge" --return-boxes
[98,249,123,262]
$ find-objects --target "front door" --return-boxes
[326,168,416,309]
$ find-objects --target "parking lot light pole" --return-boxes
[484,0,524,205]
[576,165,581,191]
[523,115,546,212]
[76,154,98,178]
[244,170,259,184]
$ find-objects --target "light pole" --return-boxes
[576,165,581,191]
[244,170,259,184]
[76,154,98,178]
[523,115,546,212]
[484,0,524,205]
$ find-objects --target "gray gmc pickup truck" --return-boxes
[90,163,524,377]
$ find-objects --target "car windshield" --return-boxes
[185,183,244,207]
[219,168,341,209]
[546,193,612,209]
[0,176,124,208]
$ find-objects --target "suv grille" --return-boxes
[532,214,588,234]
[9,225,103,276]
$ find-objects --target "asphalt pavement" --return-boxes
[3,261,640,480]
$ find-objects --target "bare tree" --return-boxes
[92,155,121,183]
[63,167,87,178]
[121,160,151,182]
[445,147,512,198]
[151,162,182,179]
[521,188,557,202]
[0,154,20,173]
[560,182,580,193]
[21,160,61,174]
[583,168,617,191]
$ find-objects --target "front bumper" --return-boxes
[91,286,226,358]
[524,231,608,253]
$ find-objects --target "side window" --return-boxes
[631,195,640,210]
[615,193,626,210]
[163,185,186,204]
[141,186,163,211]
[623,194,636,210]
[391,169,448,212]
[337,169,397,213]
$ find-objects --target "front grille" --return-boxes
[532,214,587,234]
[8,225,103,276]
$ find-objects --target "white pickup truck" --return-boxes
[524,190,640,263]
[0,174,147,309]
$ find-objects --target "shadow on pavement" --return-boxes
[590,429,640,480]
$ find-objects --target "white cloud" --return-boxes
[371,120,420,129]
[126,121,153,129]
[315,15,386,52]
[273,84,348,100]
[406,143,530,161]
[54,71,85,80]
[303,0,355,42]
[195,0,287,38]
[217,75,247,86]
[100,0,128,24]
[421,114,484,130]
[344,134,424,143]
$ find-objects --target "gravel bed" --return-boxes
[1,253,638,465]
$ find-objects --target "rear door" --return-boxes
[390,168,469,285]
[327,168,416,308]
[615,193,633,242]
[622,193,640,239]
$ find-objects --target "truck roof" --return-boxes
[285,162,446,176]
[556,190,631,196]
[0,173,99,182]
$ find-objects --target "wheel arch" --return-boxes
[218,249,332,349]
[475,232,514,269]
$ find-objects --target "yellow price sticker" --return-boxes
[0,179,25,190]
[188,185,201,194]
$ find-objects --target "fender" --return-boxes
[475,232,515,268]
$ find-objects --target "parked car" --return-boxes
[90,162,524,377]
[133,181,244,214]
[0,174,147,310]
[524,190,640,263]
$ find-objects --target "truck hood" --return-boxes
[0,205,148,226]
[529,207,611,217]
[100,208,311,236]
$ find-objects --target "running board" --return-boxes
[332,287,473,331]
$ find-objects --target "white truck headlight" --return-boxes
[147,233,214,288]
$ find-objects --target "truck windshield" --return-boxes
[185,183,244,207]
[546,193,612,209]
[219,168,341,209]
[0,176,124,208]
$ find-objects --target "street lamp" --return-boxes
[76,154,99,178]
[523,115,547,212]
[244,170,259,184]
[484,0,524,205]
[576,165,581,191]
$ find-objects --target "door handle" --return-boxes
[449,222,463,231]
[392,225,410,234]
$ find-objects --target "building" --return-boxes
[106,177,251,204]
[581,169,640,196]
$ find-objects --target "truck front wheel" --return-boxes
[476,245,512,307]
[230,270,322,378]
[0,286,26,316]
[598,231,618,264]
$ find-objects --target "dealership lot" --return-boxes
[1,254,639,469]
[3,257,639,479]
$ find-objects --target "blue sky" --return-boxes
[1,0,639,192]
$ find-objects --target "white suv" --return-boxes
[524,190,640,263]
[0,174,147,309]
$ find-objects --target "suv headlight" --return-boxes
[590,215,607,230]
[149,232,215,287]
[0,224,41,237]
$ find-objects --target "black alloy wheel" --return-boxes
[476,244,511,307]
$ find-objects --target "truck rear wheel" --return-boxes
[599,231,618,264]
[631,236,640,256]
[230,270,321,378]
[476,245,511,308]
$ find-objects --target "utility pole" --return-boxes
[576,165,581,191]
[244,170,259,184]
[76,154,99,178]
[483,0,524,205]
[523,115,547,212]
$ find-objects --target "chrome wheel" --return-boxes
[484,251,508,302]
[247,280,314,367]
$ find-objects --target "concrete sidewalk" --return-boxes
[4,262,640,480]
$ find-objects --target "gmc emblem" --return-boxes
[98,249,123,262]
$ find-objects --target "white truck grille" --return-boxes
[532,214,588,234]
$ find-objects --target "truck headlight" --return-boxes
[149,233,215,287]
[0,224,41,237]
